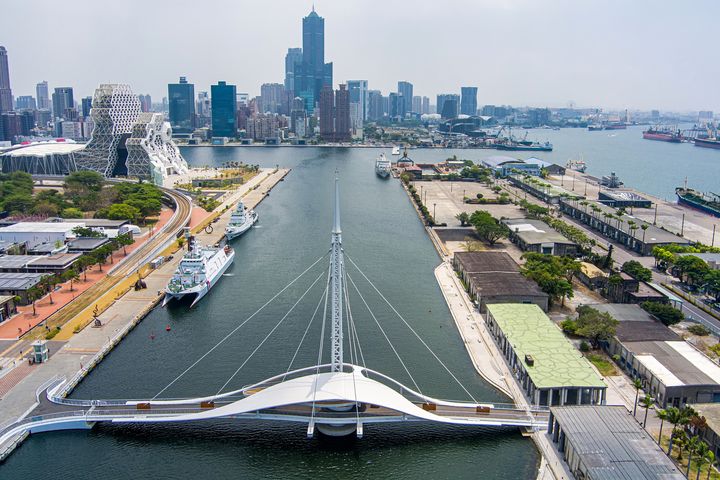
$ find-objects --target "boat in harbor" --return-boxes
[588,124,604,131]
[565,158,587,173]
[694,137,720,149]
[225,199,258,240]
[163,237,235,307]
[375,153,391,178]
[676,186,720,217]
[642,126,682,142]
[495,140,553,152]
[391,146,401,155]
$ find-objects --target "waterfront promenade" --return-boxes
[0,169,289,459]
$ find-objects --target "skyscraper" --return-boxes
[422,96,430,114]
[334,84,350,142]
[284,47,303,92]
[437,94,460,119]
[319,85,334,140]
[367,90,384,121]
[260,83,284,114]
[168,77,195,134]
[460,87,478,116]
[52,87,74,121]
[138,94,152,113]
[36,81,50,110]
[346,80,368,120]
[211,81,237,138]
[16,96,36,110]
[0,47,14,113]
[411,96,422,115]
[389,93,406,120]
[293,8,333,112]
[81,96,93,117]
[397,81,413,114]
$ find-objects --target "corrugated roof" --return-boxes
[0,272,44,290]
[550,405,684,479]
[487,303,605,388]
[503,218,576,245]
[468,272,547,298]
[454,251,520,274]
[625,340,720,387]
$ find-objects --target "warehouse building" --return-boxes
[598,190,652,208]
[0,272,44,304]
[594,303,720,407]
[453,251,549,312]
[0,253,81,274]
[548,405,683,480]
[502,218,579,256]
[486,304,606,406]
[0,222,83,250]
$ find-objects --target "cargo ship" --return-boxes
[676,186,720,217]
[642,126,682,143]
[694,137,720,149]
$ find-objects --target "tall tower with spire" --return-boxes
[292,8,333,112]
[0,46,14,113]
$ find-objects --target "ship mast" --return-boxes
[330,176,344,372]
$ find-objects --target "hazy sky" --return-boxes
[4,0,719,112]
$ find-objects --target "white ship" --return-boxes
[163,239,235,307]
[225,199,258,240]
[391,146,400,155]
[375,153,391,178]
[565,158,587,173]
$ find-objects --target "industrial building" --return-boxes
[0,222,83,250]
[0,272,44,304]
[508,175,583,204]
[0,253,81,275]
[559,198,691,255]
[690,403,720,461]
[548,405,684,480]
[598,190,652,208]
[0,140,83,175]
[453,251,549,312]
[594,303,720,407]
[0,295,17,322]
[502,218,579,256]
[486,304,607,406]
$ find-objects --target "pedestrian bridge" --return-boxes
[0,364,548,448]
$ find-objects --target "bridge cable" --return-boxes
[216,269,326,395]
[152,252,329,399]
[342,271,362,427]
[346,255,478,404]
[310,267,332,426]
[346,272,422,394]
[283,270,330,381]
[343,265,365,368]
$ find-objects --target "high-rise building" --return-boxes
[16,96,36,110]
[81,96,93,118]
[260,83,284,114]
[411,96,422,116]
[293,8,333,112]
[290,96,307,137]
[211,81,237,138]
[52,87,74,121]
[334,84,350,142]
[0,47,13,113]
[36,81,50,110]
[284,47,303,92]
[437,94,459,119]
[168,77,195,134]
[367,90,383,121]
[422,96,430,114]
[319,85,334,139]
[247,113,280,141]
[196,91,211,118]
[346,80,368,121]
[389,93,406,120]
[138,94,152,113]
[397,81,413,114]
[460,87,478,116]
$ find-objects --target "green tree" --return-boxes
[2,193,34,214]
[61,207,84,219]
[632,378,643,416]
[675,255,710,285]
[26,285,44,316]
[469,210,509,245]
[455,212,470,227]
[641,301,684,326]
[657,408,668,446]
[641,395,654,427]
[105,203,141,222]
[704,270,720,302]
[574,305,619,347]
[621,260,653,282]
[116,233,134,255]
[72,226,105,238]
[686,435,702,478]
[63,269,80,292]
[64,171,104,210]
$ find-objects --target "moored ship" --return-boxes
[495,140,553,152]
[642,126,682,143]
[565,158,587,173]
[163,237,235,307]
[225,199,258,240]
[694,137,720,149]
[375,153,391,178]
[676,187,720,217]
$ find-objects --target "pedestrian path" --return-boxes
[0,363,33,399]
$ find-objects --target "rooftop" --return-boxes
[467,272,547,298]
[482,155,522,168]
[0,222,84,234]
[510,174,583,199]
[487,304,605,388]
[67,237,111,251]
[27,253,81,268]
[579,261,607,279]
[454,251,520,274]
[598,190,650,202]
[0,255,44,269]
[0,142,85,157]
[587,303,680,343]
[0,272,44,291]
[625,340,720,387]
[551,405,684,480]
[690,403,720,440]
[502,218,576,246]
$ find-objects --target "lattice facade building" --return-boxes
[126,113,188,184]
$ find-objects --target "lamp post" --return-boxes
[433,203,437,220]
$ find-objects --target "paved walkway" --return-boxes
[0,170,289,449]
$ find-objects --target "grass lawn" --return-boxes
[584,351,618,376]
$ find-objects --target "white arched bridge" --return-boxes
[0,179,548,452]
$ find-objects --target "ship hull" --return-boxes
[495,144,553,152]
[694,138,720,149]
[643,132,681,143]
[677,194,720,218]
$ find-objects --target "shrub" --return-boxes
[688,324,710,336]
[641,301,684,326]
[579,341,590,352]
[561,318,577,334]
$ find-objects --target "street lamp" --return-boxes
[433,203,437,220]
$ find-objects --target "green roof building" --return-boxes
[486,303,606,407]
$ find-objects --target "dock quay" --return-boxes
[0,168,290,462]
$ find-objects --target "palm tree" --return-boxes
[26,285,43,316]
[641,395,654,427]
[703,449,715,480]
[668,406,694,457]
[641,224,649,243]
[632,378,643,416]
[694,441,711,480]
[40,274,56,305]
[657,408,668,445]
[686,435,701,478]
[666,406,682,455]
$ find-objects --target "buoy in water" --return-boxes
[150,333,155,340]
[165,325,171,332]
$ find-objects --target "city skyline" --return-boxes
[3,0,720,112]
